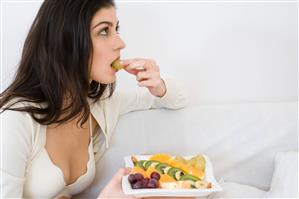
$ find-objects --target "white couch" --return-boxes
[74,101,298,198]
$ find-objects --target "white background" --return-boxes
[1,0,298,105]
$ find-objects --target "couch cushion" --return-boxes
[264,151,298,198]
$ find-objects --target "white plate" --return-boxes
[122,155,222,197]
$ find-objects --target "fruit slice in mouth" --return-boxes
[111,58,123,71]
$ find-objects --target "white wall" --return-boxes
[1,1,298,105]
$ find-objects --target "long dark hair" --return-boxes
[0,0,116,127]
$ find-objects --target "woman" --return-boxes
[1,0,188,198]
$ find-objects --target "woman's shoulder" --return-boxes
[1,98,41,136]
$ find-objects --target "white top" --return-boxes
[23,117,96,199]
[1,78,187,198]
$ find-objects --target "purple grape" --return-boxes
[141,177,150,188]
[128,174,137,184]
[134,173,144,181]
[132,180,144,189]
[147,178,158,188]
[150,172,160,181]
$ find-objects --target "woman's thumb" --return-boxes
[112,168,131,181]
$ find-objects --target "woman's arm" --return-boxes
[110,58,187,115]
[1,109,33,198]
[113,77,187,116]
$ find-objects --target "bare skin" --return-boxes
[45,114,98,186]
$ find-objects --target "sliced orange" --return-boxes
[133,166,147,177]
[167,159,204,180]
[149,153,172,162]
[159,174,176,183]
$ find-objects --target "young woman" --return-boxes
[1,0,188,198]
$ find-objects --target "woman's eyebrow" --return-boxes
[92,20,119,29]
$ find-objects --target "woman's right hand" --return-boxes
[97,168,139,199]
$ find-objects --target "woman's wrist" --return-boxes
[152,78,167,97]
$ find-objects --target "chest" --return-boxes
[44,116,97,185]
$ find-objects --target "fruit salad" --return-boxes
[127,153,212,190]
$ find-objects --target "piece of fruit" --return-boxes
[150,172,161,181]
[144,160,160,170]
[167,158,204,180]
[141,177,150,188]
[132,181,144,189]
[177,180,194,189]
[149,153,172,162]
[111,58,123,70]
[155,163,171,174]
[187,155,206,172]
[180,174,200,182]
[195,180,212,189]
[175,155,187,164]
[128,173,138,184]
[167,167,184,181]
[145,167,160,178]
[159,174,176,183]
[136,160,146,170]
[132,166,147,177]
[134,173,144,181]
[147,178,159,188]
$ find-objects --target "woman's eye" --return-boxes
[98,27,109,36]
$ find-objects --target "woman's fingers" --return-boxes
[120,58,142,65]
[125,60,146,70]
[121,58,166,97]
[137,70,160,81]
[137,78,162,88]
[121,59,158,71]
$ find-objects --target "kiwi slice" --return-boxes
[111,58,123,70]
[167,167,184,180]
[155,163,170,174]
[136,160,146,170]
[144,160,160,170]
[180,174,200,182]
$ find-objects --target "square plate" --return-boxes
[122,155,222,197]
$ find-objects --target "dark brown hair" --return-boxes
[0,0,116,127]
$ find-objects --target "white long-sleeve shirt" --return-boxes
[1,78,187,198]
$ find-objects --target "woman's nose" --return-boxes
[113,34,126,50]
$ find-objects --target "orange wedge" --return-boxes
[133,166,147,177]
[149,153,172,162]
[159,174,176,183]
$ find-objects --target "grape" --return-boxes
[147,178,158,188]
[150,172,160,181]
[142,177,150,188]
[132,180,144,189]
[128,174,137,184]
[134,173,144,181]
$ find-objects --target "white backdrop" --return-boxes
[1,0,298,105]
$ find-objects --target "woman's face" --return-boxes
[89,6,125,84]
